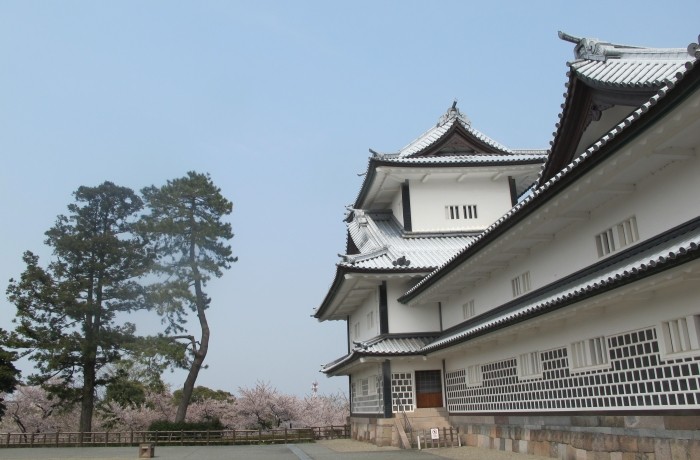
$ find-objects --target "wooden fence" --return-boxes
[0,425,350,448]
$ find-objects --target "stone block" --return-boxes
[517,439,528,454]
[689,439,700,460]
[624,416,664,430]
[618,435,638,453]
[477,434,490,449]
[465,433,478,447]
[532,440,551,457]
[600,416,625,428]
[585,451,610,460]
[636,437,656,453]
[572,415,601,427]
[653,439,671,460]
[670,439,690,460]
[664,415,700,430]
[505,438,513,452]
[604,434,621,452]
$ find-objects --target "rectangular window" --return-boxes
[366,311,374,330]
[445,205,477,220]
[570,336,609,370]
[466,364,482,386]
[660,315,700,356]
[360,378,369,396]
[518,351,542,379]
[353,322,360,339]
[596,216,639,257]
[511,271,531,297]
[462,299,475,320]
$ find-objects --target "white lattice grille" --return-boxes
[446,327,700,412]
[351,374,383,414]
[391,372,414,412]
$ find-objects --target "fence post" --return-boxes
[284,428,288,444]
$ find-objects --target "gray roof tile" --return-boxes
[341,211,476,271]
[423,219,700,353]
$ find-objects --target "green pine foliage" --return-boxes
[6,182,153,433]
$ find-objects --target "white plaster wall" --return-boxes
[387,279,440,333]
[390,191,404,227]
[444,274,699,374]
[352,364,383,383]
[408,176,512,233]
[391,359,444,374]
[348,287,379,347]
[576,106,634,156]
[440,153,700,330]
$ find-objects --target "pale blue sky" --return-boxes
[1,1,697,397]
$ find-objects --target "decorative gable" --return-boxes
[397,102,512,158]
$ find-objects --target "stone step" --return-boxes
[401,407,451,431]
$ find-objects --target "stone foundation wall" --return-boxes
[348,416,396,447]
[450,414,700,460]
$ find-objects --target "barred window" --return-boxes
[596,216,639,257]
[571,336,609,370]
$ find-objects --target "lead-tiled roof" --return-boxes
[341,210,476,271]
[423,218,700,353]
[561,31,692,88]
[395,105,512,157]
[322,334,438,374]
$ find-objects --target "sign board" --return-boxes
[430,428,439,440]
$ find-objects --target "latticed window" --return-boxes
[467,364,482,386]
[519,351,542,379]
[661,315,700,356]
[511,271,531,297]
[596,216,639,257]
[462,299,475,319]
[571,336,609,370]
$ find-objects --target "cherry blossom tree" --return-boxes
[0,384,79,434]
[235,381,298,429]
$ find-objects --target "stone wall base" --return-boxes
[349,414,700,459]
[349,416,397,447]
[450,414,700,460]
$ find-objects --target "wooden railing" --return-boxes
[0,425,350,448]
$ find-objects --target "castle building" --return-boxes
[315,32,700,458]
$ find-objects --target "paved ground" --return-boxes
[0,439,551,460]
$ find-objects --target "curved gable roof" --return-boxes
[396,102,512,157]
[538,32,694,186]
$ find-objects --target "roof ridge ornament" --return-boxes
[560,31,609,62]
[437,100,470,127]
[689,34,700,59]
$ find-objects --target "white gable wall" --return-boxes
[408,175,512,233]
[348,287,379,347]
[390,190,404,227]
[388,279,440,333]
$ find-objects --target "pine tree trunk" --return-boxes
[80,358,96,433]
[174,263,209,422]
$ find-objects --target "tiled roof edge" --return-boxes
[401,59,697,303]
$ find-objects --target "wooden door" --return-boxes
[415,370,443,408]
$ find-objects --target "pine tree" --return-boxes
[140,172,236,422]
[7,182,152,433]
